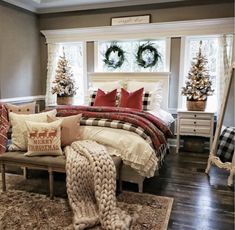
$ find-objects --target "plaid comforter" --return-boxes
[0,104,172,158]
[0,104,10,154]
[55,105,172,153]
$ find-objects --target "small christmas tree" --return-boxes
[52,49,77,97]
[181,41,214,101]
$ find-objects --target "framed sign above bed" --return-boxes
[111,15,150,26]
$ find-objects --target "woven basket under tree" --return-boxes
[57,95,74,105]
[181,41,214,111]
[186,100,206,111]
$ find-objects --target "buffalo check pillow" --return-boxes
[217,127,235,163]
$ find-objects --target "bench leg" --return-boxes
[23,167,28,179]
[48,169,54,199]
[1,164,6,191]
[138,182,143,193]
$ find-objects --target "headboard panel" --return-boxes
[88,72,170,111]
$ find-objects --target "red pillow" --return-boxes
[93,89,117,107]
[119,88,144,110]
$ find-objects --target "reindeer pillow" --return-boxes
[25,120,63,156]
[8,110,57,151]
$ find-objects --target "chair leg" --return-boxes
[205,157,212,174]
[227,170,234,187]
[228,152,235,187]
[1,164,6,191]
[48,169,54,199]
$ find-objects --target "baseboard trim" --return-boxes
[0,95,45,103]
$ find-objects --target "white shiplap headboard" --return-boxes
[88,72,170,111]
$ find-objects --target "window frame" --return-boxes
[94,38,171,73]
[178,35,220,112]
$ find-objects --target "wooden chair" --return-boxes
[205,67,234,186]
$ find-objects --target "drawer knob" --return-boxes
[194,114,197,118]
[194,121,196,124]
[193,129,196,132]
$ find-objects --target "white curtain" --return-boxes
[45,43,84,106]
[45,43,61,106]
[63,44,84,105]
[217,34,234,115]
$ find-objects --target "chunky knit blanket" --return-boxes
[64,140,132,230]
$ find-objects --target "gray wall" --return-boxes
[0,3,41,99]
[39,2,233,30]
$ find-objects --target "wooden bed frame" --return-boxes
[88,72,171,192]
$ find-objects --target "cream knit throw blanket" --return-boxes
[64,140,132,230]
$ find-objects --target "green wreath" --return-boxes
[103,43,125,69]
[136,42,161,68]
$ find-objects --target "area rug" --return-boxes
[0,174,173,230]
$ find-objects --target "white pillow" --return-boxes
[85,81,122,106]
[9,110,57,151]
[127,81,163,110]
[90,80,122,91]
[148,109,175,126]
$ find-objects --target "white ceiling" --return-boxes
[2,0,188,14]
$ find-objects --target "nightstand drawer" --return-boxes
[176,110,214,153]
[179,113,212,120]
[180,125,211,135]
[180,119,210,126]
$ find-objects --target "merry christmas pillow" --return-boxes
[25,120,63,157]
[8,110,57,151]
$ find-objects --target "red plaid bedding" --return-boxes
[0,104,10,154]
[55,105,173,151]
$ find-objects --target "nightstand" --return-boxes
[176,110,214,153]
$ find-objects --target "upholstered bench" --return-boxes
[0,152,122,199]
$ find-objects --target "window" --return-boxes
[46,42,86,106]
[62,43,85,105]
[95,39,170,72]
[179,36,220,112]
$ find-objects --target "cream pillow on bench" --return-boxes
[6,101,36,114]
[8,110,57,151]
[47,114,82,147]
[25,119,63,157]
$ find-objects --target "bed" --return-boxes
[0,72,173,193]
[80,72,173,192]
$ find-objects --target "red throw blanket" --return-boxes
[55,105,173,151]
[0,104,10,154]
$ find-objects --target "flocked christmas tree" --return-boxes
[52,49,77,97]
[181,41,214,101]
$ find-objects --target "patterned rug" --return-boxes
[0,173,173,230]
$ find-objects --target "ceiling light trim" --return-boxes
[3,0,190,14]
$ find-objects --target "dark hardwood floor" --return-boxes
[129,150,234,230]
[4,149,234,230]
